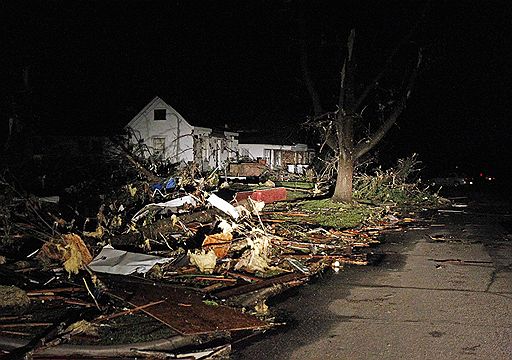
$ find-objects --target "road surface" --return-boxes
[234,188,512,359]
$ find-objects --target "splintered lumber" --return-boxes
[0,330,30,336]
[103,277,267,335]
[287,254,369,265]
[226,272,261,282]
[213,273,309,299]
[26,287,83,296]
[429,258,493,265]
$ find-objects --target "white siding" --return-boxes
[126,97,195,163]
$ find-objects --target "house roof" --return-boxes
[125,96,191,129]
[124,95,238,135]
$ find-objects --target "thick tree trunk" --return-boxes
[332,157,354,202]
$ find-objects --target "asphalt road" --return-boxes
[233,187,512,359]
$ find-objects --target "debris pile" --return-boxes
[0,155,421,358]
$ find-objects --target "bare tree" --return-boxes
[301,14,425,202]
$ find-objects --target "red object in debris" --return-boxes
[235,187,287,203]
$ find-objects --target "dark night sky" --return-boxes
[2,0,511,177]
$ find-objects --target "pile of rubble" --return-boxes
[0,161,411,359]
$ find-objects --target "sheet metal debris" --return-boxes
[88,245,175,275]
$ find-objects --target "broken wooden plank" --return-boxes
[103,277,267,335]
[0,323,52,328]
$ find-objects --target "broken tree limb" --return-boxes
[108,209,218,248]
[109,137,161,183]
[0,332,230,358]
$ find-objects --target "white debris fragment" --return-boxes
[207,193,239,219]
[131,195,198,222]
[88,245,174,275]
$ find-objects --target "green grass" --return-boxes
[297,199,375,229]
[285,189,311,201]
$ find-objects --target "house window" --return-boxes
[264,149,271,165]
[153,109,166,120]
[153,137,165,157]
[296,152,303,164]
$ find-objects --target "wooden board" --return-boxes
[105,277,267,335]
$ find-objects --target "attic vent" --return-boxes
[153,109,166,120]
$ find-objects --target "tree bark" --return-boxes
[298,19,423,203]
[332,157,354,202]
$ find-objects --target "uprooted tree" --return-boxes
[302,20,425,203]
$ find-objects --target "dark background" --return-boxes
[2,0,510,179]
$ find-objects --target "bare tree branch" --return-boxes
[353,3,429,112]
[354,49,423,159]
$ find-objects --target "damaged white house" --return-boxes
[125,96,238,171]
[238,142,315,174]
